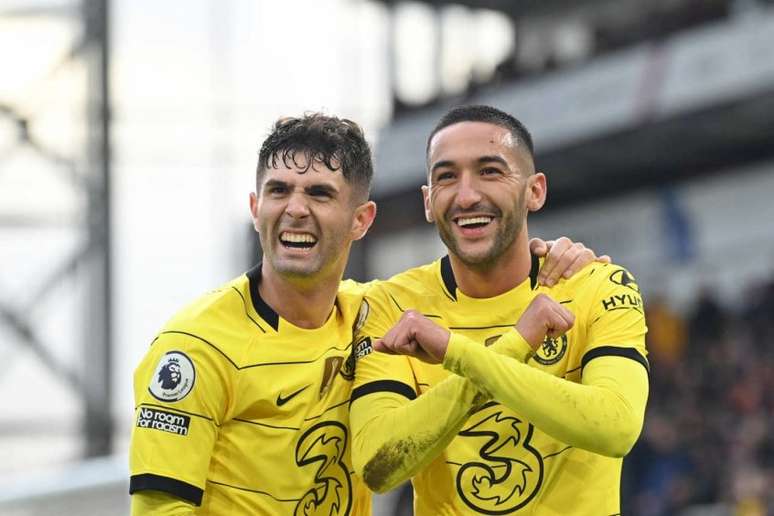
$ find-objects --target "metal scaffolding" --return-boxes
[0,0,112,457]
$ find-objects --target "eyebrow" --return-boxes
[430,155,509,174]
[430,160,456,174]
[263,179,288,190]
[263,179,338,195]
[305,183,338,196]
[477,155,509,168]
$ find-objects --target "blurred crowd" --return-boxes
[623,278,774,515]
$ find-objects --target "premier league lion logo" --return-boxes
[158,359,182,389]
[149,351,195,402]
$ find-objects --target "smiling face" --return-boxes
[423,121,545,270]
[250,156,374,283]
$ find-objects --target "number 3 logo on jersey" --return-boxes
[294,421,352,515]
[148,351,196,402]
[456,407,544,514]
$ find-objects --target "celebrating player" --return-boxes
[350,105,649,515]
[128,113,605,514]
[129,114,377,514]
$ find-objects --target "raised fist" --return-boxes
[516,294,575,350]
[374,310,451,364]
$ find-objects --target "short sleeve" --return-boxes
[583,265,649,372]
[129,330,233,505]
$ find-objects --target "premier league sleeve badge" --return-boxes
[148,351,196,402]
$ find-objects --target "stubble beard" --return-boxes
[260,229,324,280]
[263,230,350,283]
[438,196,527,272]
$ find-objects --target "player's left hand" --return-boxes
[529,236,611,287]
[515,293,575,350]
[374,310,450,364]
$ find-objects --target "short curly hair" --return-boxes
[257,113,373,202]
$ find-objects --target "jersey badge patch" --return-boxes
[609,268,640,294]
[353,299,370,334]
[137,406,190,436]
[320,356,344,398]
[149,351,196,402]
[533,334,567,366]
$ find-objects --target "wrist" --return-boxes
[493,329,534,363]
[442,333,472,372]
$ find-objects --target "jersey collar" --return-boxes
[440,252,540,301]
[246,264,280,331]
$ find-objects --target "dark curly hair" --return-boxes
[257,113,373,202]
[426,104,534,160]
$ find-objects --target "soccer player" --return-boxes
[129,114,377,514]
[349,105,649,515]
[128,113,604,515]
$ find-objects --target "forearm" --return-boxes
[444,334,649,457]
[351,330,531,492]
[131,490,195,515]
[351,375,482,493]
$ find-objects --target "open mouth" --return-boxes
[280,231,318,250]
[454,216,493,229]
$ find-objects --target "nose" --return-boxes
[455,173,482,209]
[285,192,310,219]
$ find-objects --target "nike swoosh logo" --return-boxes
[276,384,311,406]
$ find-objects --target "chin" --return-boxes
[456,250,497,268]
[270,258,323,278]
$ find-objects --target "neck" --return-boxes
[258,262,342,329]
[451,230,532,298]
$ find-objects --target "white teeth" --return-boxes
[457,216,492,227]
[280,232,317,243]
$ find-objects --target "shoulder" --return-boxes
[365,260,441,302]
[562,262,641,298]
[156,274,257,362]
[165,275,246,326]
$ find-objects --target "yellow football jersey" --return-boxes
[130,266,372,515]
[352,255,648,515]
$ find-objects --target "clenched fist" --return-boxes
[374,310,451,364]
[516,294,575,350]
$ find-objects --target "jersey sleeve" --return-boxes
[582,265,649,371]
[351,283,417,400]
[131,490,195,515]
[444,334,649,457]
[129,330,234,505]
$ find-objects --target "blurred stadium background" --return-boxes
[1,0,773,514]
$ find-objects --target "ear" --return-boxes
[526,172,547,212]
[350,200,377,241]
[421,184,434,223]
[249,192,261,232]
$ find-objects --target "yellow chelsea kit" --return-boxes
[351,255,648,515]
[130,266,371,515]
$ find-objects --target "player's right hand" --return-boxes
[515,294,575,350]
[374,310,450,364]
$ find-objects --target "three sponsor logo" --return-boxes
[457,409,543,513]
